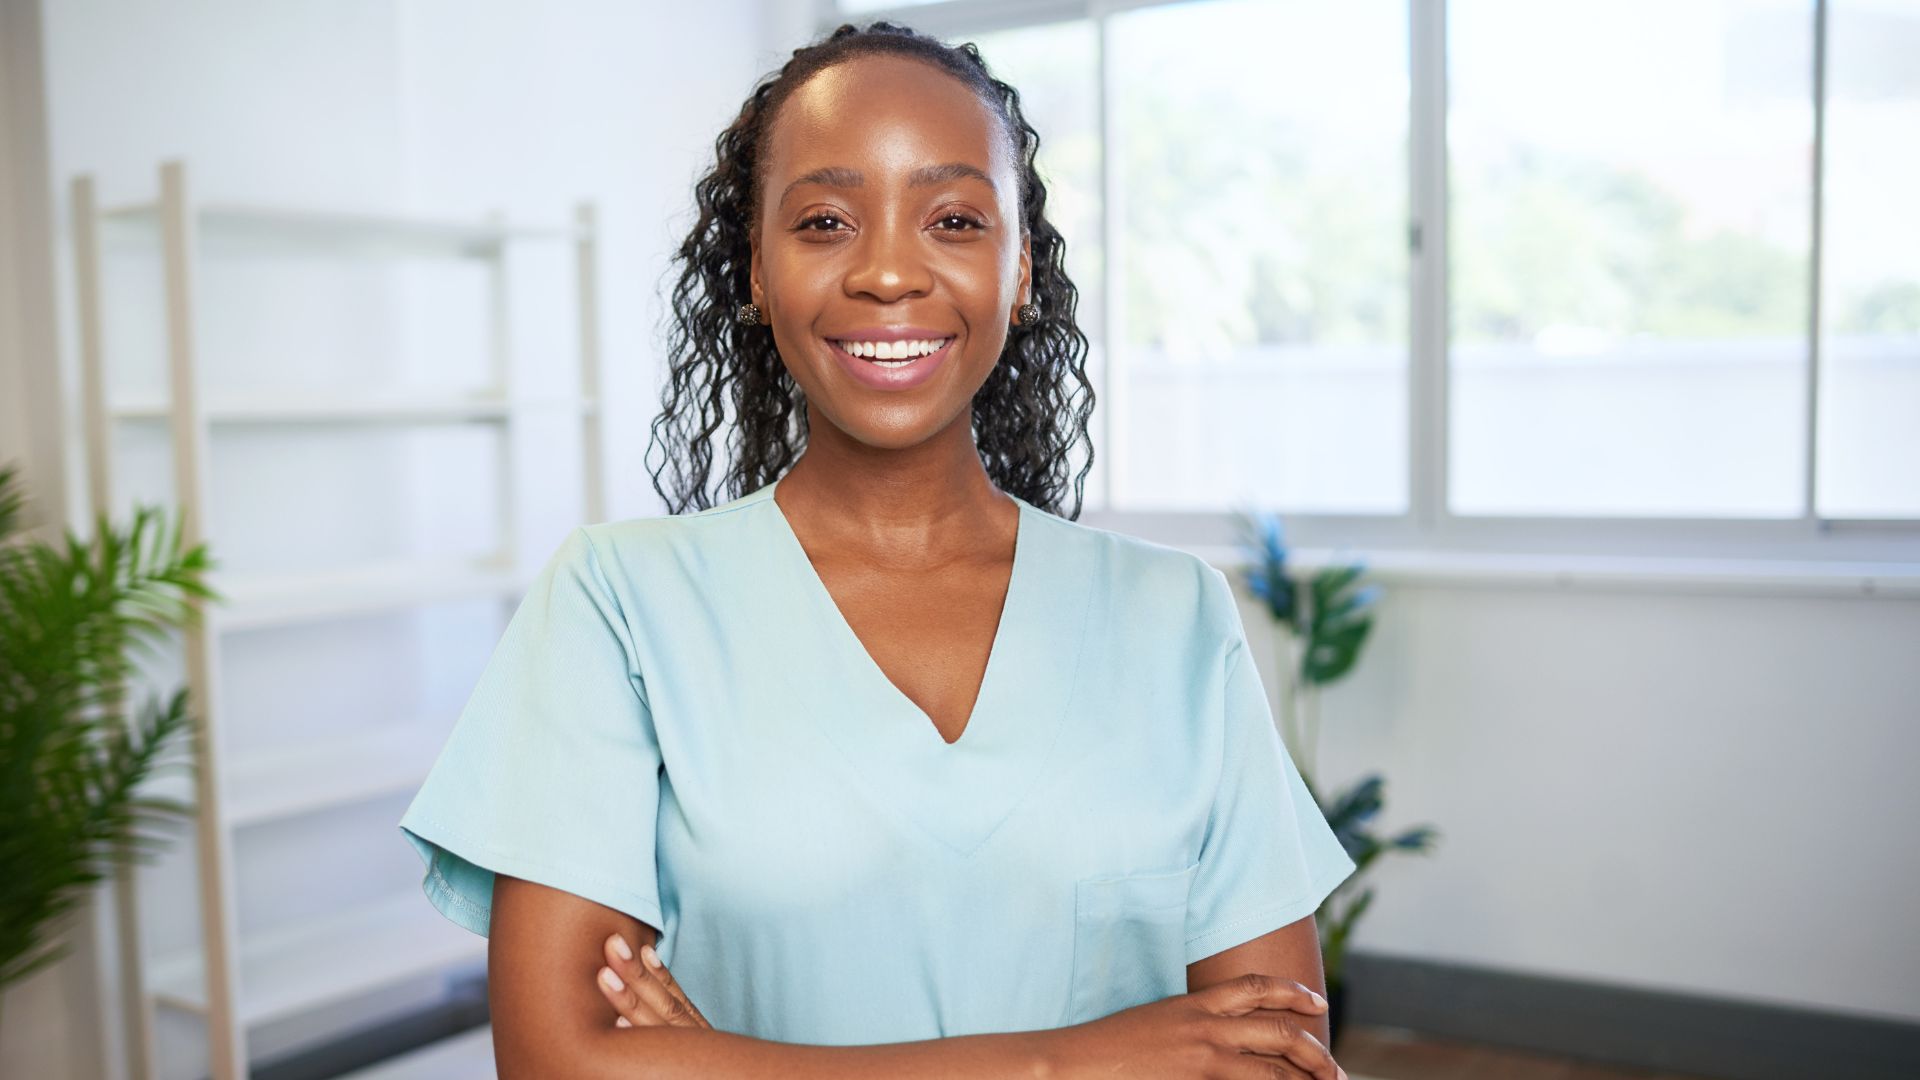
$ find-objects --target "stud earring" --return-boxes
[737,302,762,326]
[1015,300,1040,325]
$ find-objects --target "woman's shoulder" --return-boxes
[567,484,779,587]
[587,483,774,540]
[1027,509,1240,639]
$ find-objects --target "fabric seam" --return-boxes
[403,816,665,919]
[426,857,492,918]
[1184,853,1356,949]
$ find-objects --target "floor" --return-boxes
[334,1026,495,1079]
[1337,1024,1721,1080]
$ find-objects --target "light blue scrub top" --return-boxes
[397,475,1355,1044]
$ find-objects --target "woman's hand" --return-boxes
[594,933,712,1031]
[1045,972,1348,1079]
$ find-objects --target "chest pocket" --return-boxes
[1059,862,1199,1025]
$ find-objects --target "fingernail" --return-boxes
[1311,991,1327,1009]
[610,935,632,962]
[641,943,663,969]
[614,1016,631,1028]
[600,966,624,992]
[1337,1069,1349,1080]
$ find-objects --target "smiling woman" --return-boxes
[645,22,1093,519]
[397,19,1354,1080]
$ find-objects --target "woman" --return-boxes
[399,20,1355,1079]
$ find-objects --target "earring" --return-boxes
[737,302,762,326]
[1015,300,1040,325]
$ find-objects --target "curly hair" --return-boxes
[643,20,1096,519]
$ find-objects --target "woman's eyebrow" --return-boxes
[778,162,994,206]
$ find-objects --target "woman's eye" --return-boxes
[793,212,982,235]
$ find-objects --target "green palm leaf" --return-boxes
[0,461,215,993]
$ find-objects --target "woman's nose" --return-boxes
[843,217,934,302]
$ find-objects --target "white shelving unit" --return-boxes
[70,159,605,1080]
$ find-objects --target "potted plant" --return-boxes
[0,460,217,1035]
[1231,507,1439,1049]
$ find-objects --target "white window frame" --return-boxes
[816,0,1920,595]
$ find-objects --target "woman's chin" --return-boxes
[812,394,975,452]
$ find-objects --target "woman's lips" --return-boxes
[826,336,956,391]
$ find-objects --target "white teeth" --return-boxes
[833,337,951,361]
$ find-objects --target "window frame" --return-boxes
[819,0,1920,588]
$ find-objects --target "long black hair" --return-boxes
[644,20,1096,518]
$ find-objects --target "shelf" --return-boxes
[75,165,603,1080]
[136,720,444,828]
[209,559,531,632]
[150,890,486,1027]
[111,391,598,425]
[98,199,578,259]
[227,723,450,830]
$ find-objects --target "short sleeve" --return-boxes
[1184,569,1357,964]
[397,526,665,938]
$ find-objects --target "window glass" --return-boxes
[1818,0,1920,519]
[1109,0,1410,513]
[835,0,947,14]
[1449,0,1816,518]
[966,21,1107,496]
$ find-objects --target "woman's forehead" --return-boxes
[766,56,1010,196]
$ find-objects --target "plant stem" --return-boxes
[1304,681,1321,784]
[1294,570,1317,784]
[1274,632,1301,764]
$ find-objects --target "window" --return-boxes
[964,21,1106,496]
[1819,0,1920,519]
[826,0,1920,560]
[1106,0,1409,513]
[1449,0,1814,518]
[834,0,947,13]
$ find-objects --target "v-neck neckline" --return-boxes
[762,473,1031,751]
[744,474,1099,858]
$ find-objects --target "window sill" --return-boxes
[1185,545,1920,600]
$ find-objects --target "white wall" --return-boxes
[391,0,792,528]
[1,0,67,527]
[1277,577,1920,1024]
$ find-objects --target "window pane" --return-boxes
[835,0,947,14]
[1449,0,1815,518]
[1818,0,1920,519]
[1110,0,1410,513]
[966,22,1106,498]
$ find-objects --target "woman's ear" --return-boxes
[1016,231,1033,312]
[749,233,763,311]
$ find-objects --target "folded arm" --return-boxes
[487,874,1056,1079]
[1186,911,1333,1052]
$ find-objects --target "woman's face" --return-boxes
[749,54,1031,452]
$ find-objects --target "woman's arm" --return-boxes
[488,874,1056,1079]
[1186,913,1333,1052]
